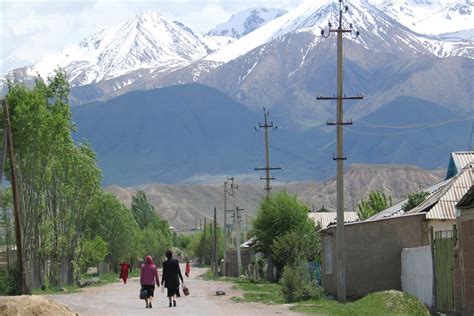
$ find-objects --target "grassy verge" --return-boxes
[291,290,429,315]
[230,279,285,304]
[32,270,140,295]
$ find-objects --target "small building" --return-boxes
[454,185,474,315]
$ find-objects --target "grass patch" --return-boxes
[292,290,429,315]
[32,270,141,295]
[230,278,285,304]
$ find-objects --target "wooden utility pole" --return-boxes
[2,98,29,294]
[213,207,217,276]
[318,0,363,303]
[254,108,281,197]
[227,177,241,275]
[223,181,228,276]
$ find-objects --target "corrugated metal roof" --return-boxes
[367,178,451,221]
[308,212,359,229]
[452,152,474,172]
[426,163,473,220]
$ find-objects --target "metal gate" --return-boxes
[433,230,455,312]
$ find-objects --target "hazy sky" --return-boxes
[0,0,305,63]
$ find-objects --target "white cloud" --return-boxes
[0,0,304,64]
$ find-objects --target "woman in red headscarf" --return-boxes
[140,255,160,309]
[119,261,130,284]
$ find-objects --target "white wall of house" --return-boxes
[429,219,456,234]
[401,245,433,307]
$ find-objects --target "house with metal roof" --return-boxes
[446,151,474,179]
[308,211,358,229]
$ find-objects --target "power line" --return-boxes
[354,115,474,129]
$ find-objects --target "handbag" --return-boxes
[139,288,148,299]
[182,285,190,296]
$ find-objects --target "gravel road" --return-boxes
[47,266,303,316]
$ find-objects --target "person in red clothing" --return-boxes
[119,261,130,284]
[140,255,160,309]
[185,261,190,278]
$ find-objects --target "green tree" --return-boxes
[357,191,392,220]
[188,224,224,265]
[253,191,315,279]
[131,190,156,229]
[271,228,320,278]
[84,192,141,270]
[5,69,102,287]
[79,237,108,273]
[402,191,430,212]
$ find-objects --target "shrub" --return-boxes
[280,262,323,303]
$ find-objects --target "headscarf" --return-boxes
[145,255,154,265]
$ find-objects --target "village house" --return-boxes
[455,185,474,315]
[320,152,473,312]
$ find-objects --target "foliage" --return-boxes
[402,191,430,212]
[357,191,392,220]
[253,191,316,278]
[78,237,108,273]
[5,70,102,287]
[0,267,21,295]
[175,234,192,250]
[188,223,224,265]
[280,262,324,303]
[291,290,429,315]
[271,229,320,278]
[131,190,156,229]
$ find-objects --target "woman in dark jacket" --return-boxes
[161,250,184,307]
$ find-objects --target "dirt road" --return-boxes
[47,267,302,316]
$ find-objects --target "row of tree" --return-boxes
[1,71,173,292]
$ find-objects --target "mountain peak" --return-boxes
[30,11,210,86]
[207,7,287,39]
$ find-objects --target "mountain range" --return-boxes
[2,0,474,186]
[107,163,444,231]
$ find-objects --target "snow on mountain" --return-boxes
[206,0,473,64]
[0,56,32,76]
[22,11,211,86]
[207,7,288,38]
[373,0,473,36]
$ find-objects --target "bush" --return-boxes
[280,262,323,303]
[0,267,21,295]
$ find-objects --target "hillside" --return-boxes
[107,164,444,231]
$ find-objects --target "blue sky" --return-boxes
[0,0,305,63]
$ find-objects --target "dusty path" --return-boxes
[47,267,302,316]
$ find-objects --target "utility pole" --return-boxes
[227,177,241,276]
[2,98,29,294]
[254,108,281,197]
[223,181,228,276]
[318,0,363,303]
[213,207,217,276]
[202,217,207,265]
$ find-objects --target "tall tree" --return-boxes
[357,191,392,220]
[402,191,430,212]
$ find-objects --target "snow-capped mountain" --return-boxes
[374,0,473,36]
[206,0,473,64]
[0,56,32,76]
[207,8,287,39]
[17,11,211,86]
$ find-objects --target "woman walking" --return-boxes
[140,255,160,309]
[161,250,184,307]
[119,261,130,284]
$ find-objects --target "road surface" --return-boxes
[47,267,302,316]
